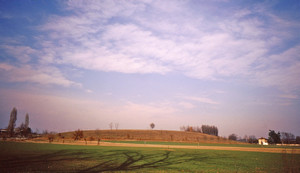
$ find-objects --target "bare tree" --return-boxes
[180,125,218,136]
[7,107,17,137]
[180,125,195,132]
[243,135,248,143]
[95,129,101,137]
[42,130,49,135]
[18,114,31,137]
[18,123,25,137]
[35,128,40,134]
[109,122,113,130]
[281,132,295,144]
[296,136,300,144]
[115,123,119,130]
[73,129,84,140]
[180,126,186,131]
[48,134,54,143]
[228,134,237,141]
[201,125,218,136]
[248,135,258,144]
[150,123,155,129]
[95,129,101,145]
[196,126,202,133]
[58,133,65,143]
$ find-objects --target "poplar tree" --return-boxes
[25,113,29,129]
[7,107,17,137]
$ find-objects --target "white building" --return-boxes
[258,138,268,145]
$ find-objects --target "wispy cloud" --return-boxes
[122,101,177,116]
[1,45,36,63]
[0,63,80,87]
[182,96,219,105]
[254,45,300,92]
[1,0,300,94]
[178,102,195,109]
[279,94,298,99]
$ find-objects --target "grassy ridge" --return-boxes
[1,141,299,172]
[58,129,244,144]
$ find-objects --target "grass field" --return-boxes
[105,140,300,149]
[1,141,299,172]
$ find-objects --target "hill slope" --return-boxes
[59,130,242,144]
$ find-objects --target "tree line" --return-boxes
[227,130,300,144]
[180,125,218,136]
[179,124,299,145]
[267,130,300,144]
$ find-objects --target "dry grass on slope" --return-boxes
[54,130,242,144]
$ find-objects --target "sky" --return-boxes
[0,0,299,138]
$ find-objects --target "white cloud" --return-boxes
[40,1,256,75]
[1,0,299,93]
[0,63,80,87]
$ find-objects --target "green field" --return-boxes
[0,141,299,172]
[105,140,300,149]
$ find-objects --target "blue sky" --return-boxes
[0,0,299,138]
